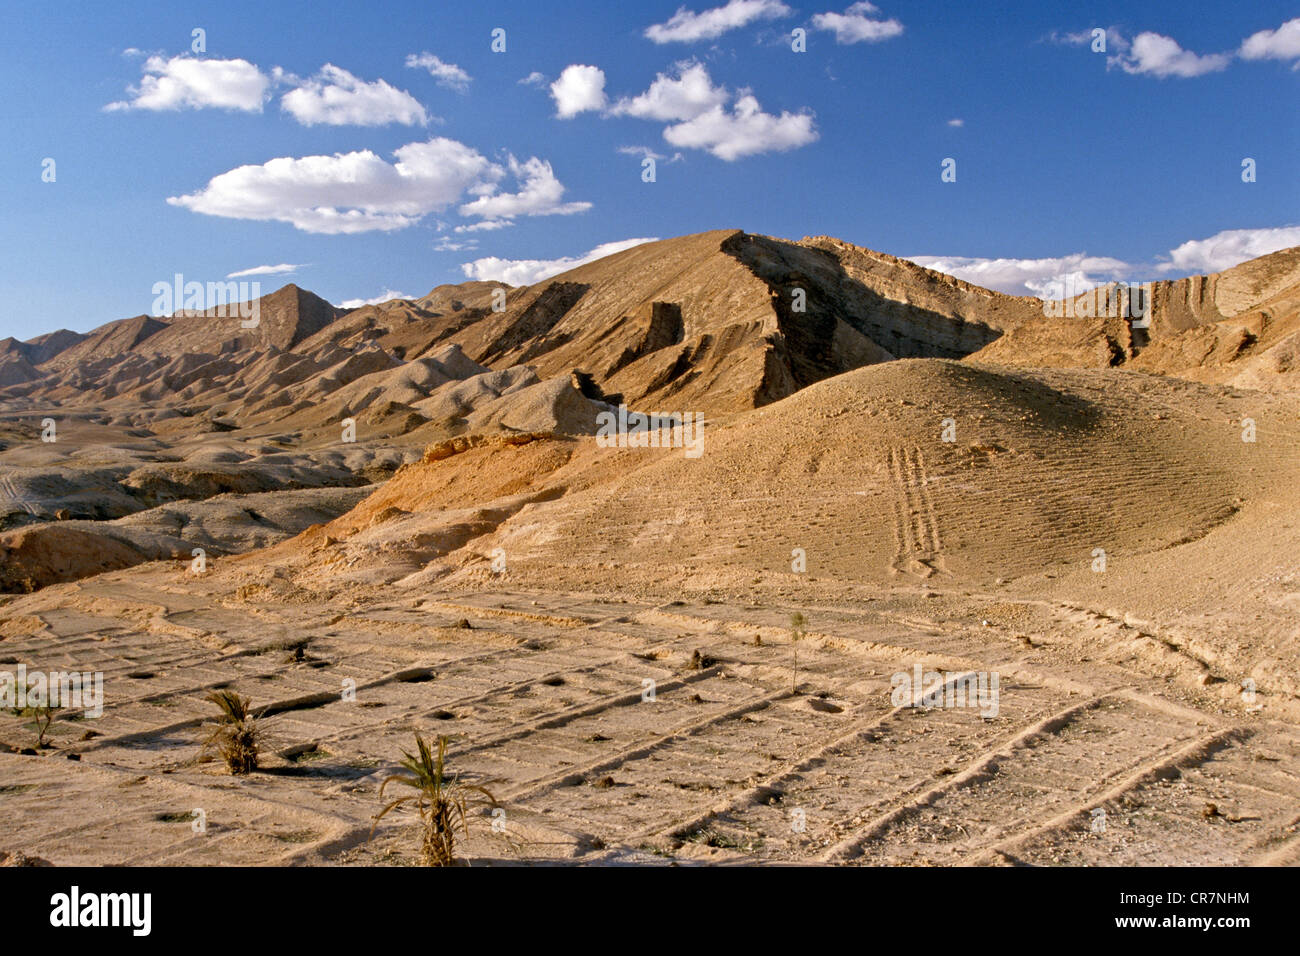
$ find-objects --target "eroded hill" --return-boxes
[1,233,1298,867]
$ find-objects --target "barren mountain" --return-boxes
[432,230,1053,413]
[973,245,1300,388]
[1,231,1297,867]
[6,231,1297,428]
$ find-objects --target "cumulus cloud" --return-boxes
[1240,17,1300,64]
[462,238,659,286]
[1057,20,1300,76]
[405,52,472,92]
[226,263,303,278]
[338,289,413,309]
[106,55,271,112]
[458,156,592,221]
[601,62,816,160]
[281,64,429,126]
[169,137,590,235]
[1156,226,1300,274]
[947,118,964,127]
[609,61,728,120]
[550,64,607,118]
[519,71,547,87]
[908,226,1300,298]
[1108,32,1230,77]
[811,2,904,45]
[167,137,499,234]
[646,0,791,44]
[663,93,817,160]
[906,253,1135,298]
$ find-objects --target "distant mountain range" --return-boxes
[2,230,1296,432]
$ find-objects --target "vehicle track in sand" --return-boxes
[888,446,944,577]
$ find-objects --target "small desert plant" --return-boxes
[29,703,58,747]
[374,734,499,867]
[7,680,60,748]
[790,612,806,694]
[201,690,259,774]
[19,702,59,748]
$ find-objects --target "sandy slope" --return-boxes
[0,359,1296,866]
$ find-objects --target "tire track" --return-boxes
[889,446,944,576]
[0,471,35,515]
[819,695,1214,864]
[965,726,1248,865]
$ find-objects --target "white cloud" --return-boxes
[1156,226,1300,274]
[339,289,413,309]
[406,52,472,92]
[169,137,589,235]
[906,253,1135,298]
[462,238,659,286]
[458,156,591,220]
[226,263,303,278]
[618,145,685,163]
[646,0,791,44]
[609,61,728,120]
[519,71,547,87]
[1108,32,1230,78]
[947,118,964,127]
[663,93,817,160]
[106,55,271,112]
[550,64,607,118]
[281,64,428,126]
[908,226,1300,298]
[591,62,815,161]
[454,219,514,233]
[811,3,904,45]
[1048,27,1129,53]
[1240,17,1300,63]
[167,137,498,234]
[1059,21,1300,76]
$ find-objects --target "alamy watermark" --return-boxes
[151,274,260,328]
[1041,277,1152,329]
[595,405,704,458]
[50,886,150,936]
[890,664,999,718]
[1,665,103,717]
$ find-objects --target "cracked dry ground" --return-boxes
[2,580,1296,866]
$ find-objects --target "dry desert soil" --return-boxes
[0,231,1297,866]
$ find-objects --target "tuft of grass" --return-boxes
[27,704,59,748]
[373,734,499,867]
[287,746,330,764]
[790,612,806,694]
[7,679,60,748]
[201,690,260,774]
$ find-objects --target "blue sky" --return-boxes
[2,0,1298,340]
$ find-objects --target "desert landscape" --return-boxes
[1,229,1297,867]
